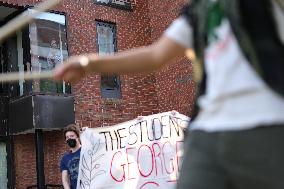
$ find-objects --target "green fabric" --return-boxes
[184,0,259,79]
[183,0,284,98]
[207,2,224,43]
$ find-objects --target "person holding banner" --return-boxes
[54,0,284,188]
[60,124,81,189]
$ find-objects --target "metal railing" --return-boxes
[26,184,63,189]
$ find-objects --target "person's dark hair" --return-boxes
[63,124,80,139]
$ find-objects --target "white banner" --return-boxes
[77,112,190,189]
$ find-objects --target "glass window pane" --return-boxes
[96,22,121,99]
[101,74,120,90]
[0,143,7,188]
[29,11,69,94]
[97,25,115,55]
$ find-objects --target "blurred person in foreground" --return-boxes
[55,0,284,188]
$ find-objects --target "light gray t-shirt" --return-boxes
[164,7,284,132]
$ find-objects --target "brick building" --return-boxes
[0,0,195,188]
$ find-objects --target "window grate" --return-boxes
[96,21,122,99]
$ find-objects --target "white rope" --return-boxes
[0,0,62,42]
[0,0,62,83]
[0,70,54,83]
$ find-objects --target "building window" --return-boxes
[95,0,132,10]
[0,142,7,188]
[96,21,121,99]
[0,10,70,98]
[29,10,70,94]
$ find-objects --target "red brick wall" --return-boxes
[148,0,196,116]
[13,134,37,188]
[43,131,67,186]
[1,0,195,188]
[66,0,160,128]
[13,131,66,189]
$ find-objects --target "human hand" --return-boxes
[171,110,178,116]
[137,116,144,121]
[53,55,90,84]
[80,127,88,132]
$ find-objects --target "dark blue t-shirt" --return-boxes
[60,148,81,189]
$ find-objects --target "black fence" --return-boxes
[0,95,9,136]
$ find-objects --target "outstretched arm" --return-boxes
[53,35,186,83]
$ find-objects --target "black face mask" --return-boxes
[67,138,77,148]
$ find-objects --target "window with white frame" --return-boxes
[0,10,70,98]
[29,10,70,94]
